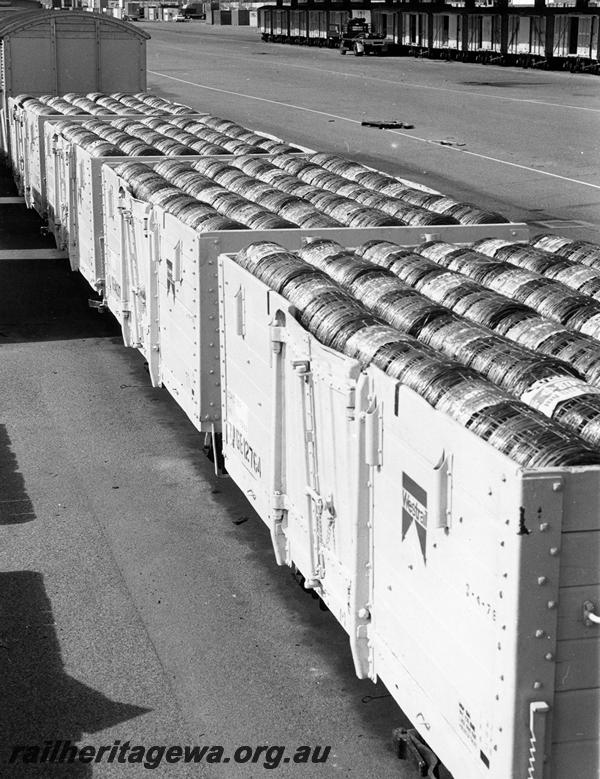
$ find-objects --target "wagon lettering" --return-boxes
[402,489,427,529]
[401,473,428,563]
[226,420,262,478]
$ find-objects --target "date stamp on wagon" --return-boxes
[7,740,332,770]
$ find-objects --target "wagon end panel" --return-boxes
[548,468,600,777]
[100,164,124,300]
[279,327,366,640]
[367,368,596,778]
[99,34,147,94]
[72,148,105,281]
[155,214,207,426]
[218,255,373,666]
[219,255,277,525]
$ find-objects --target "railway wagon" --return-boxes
[258,3,600,72]
[552,12,600,70]
[8,85,600,778]
[289,7,309,41]
[0,9,149,154]
[430,11,462,57]
[398,9,429,51]
[5,14,600,778]
[307,8,328,44]
[259,5,378,47]
[464,11,502,61]
[371,6,400,45]
[93,151,600,779]
[17,92,600,774]
[505,12,547,66]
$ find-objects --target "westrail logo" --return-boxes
[402,472,428,563]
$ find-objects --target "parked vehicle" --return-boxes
[337,17,389,55]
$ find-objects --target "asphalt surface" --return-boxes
[145,22,600,243]
[0,171,414,778]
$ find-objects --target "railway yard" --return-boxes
[1,14,600,779]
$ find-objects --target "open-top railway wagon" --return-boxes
[3,12,600,779]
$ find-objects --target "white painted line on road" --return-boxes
[391,133,600,191]
[0,249,67,260]
[149,70,600,192]
[151,43,600,114]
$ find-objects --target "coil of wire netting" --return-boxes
[532,234,600,268]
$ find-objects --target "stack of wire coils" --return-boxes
[232,240,600,469]
[355,240,600,388]
[306,152,509,226]
[14,91,197,116]
[418,239,600,340]
[293,238,600,450]
[113,159,409,230]
[46,120,303,160]
[532,234,600,267]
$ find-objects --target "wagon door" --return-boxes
[577,16,592,58]
[530,16,546,57]
[517,15,530,53]
[553,15,569,57]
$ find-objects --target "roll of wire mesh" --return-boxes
[168,115,210,129]
[172,171,213,195]
[113,163,245,231]
[50,120,87,141]
[22,99,59,115]
[532,234,600,268]
[156,122,233,155]
[220,138,267,155]
[96,96,134,113]
[152,159,192,177]
[153,124,197,144]
[55,123,122,156]
[45,96,85,114]
[140,116,176,130]
[212,167,252,189]
[476,239,600,300]
[238,181,276,202]
[244,211,296,230]
[257,190,299,212]
[279,202,341,228]
[224,126,257,141]
[353,170,396,191]
[255,170,319,199]
[80,120,159,156]
[133,94,196,114]
[113,161,152,182]
[118,96,160,113]
[230,157,276,177]
[269,155,312,176]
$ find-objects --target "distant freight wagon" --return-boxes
[258,3,600,73]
